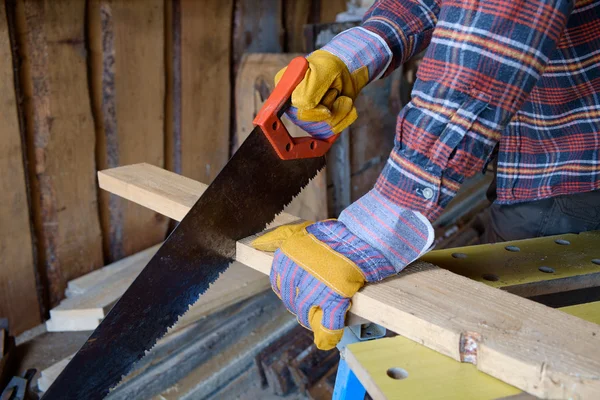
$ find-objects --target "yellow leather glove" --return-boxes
[252,219,397,350]
[275,50,369,137]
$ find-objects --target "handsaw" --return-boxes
[42,57,338,399]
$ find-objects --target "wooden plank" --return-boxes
[319,0,347,23]
[232,0,283,75]
[15,0,104,307]
[66,244,161,297]
[158,312,296,399]
[180,0,232,185]
[99,164,600,398]
[41,292,286,397]
[0,2,40,334]
[89,0,168,262]
[234,53,328,220]
[165,0,181,174]
[283,0,314,53]
[46,243,269,332]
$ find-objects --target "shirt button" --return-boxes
[422,188,434,200]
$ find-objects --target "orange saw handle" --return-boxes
[253,57,338,160]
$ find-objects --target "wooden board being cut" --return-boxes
[15,0,104,307]
[0,3,40,334]
[98,163,600,399]
[235,54,327,221]
[88,0,168,262]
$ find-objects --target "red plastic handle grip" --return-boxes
[253,57,338,160]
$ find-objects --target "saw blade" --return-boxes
[42,127,325,400]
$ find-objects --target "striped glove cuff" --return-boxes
[321,27,393,83]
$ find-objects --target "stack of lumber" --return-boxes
[39,292,296,399]
[45,246,269,333]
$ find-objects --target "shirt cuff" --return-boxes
[338,189,435,273]
[374,149,462,222]
[321,27,393,82]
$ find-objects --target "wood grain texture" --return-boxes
[89,0,168,262]
[180,0,232,184]
[47,248,268,333]
[235,54,327,220]
[319,0,347,22]
[0,3,40,334]
[15,0,104,307]
[283,0,314,53]
[99,164,600,399]
[232,0,283,75]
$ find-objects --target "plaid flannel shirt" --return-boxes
[326,0,599,223]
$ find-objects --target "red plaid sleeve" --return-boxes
[371,0,573,221]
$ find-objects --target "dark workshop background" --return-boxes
[0,0,409,335]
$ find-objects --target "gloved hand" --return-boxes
[251,190,434,350]
[275,49,369,139]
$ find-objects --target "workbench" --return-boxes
[97,163,600,399]
[332,235,600,400]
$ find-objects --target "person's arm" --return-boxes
[321,0,441,83]
[340,0,573,269]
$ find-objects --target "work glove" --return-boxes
[251,190,434,350]
[275,27,392,139]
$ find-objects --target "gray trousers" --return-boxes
[481,188,600,244]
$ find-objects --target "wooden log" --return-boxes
[89,0,168,262]
[0,2,40,334]
[180,0,232,185]
[14,0,104,307]
[98,164,600,399]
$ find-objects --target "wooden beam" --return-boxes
[98,164,600,399]
[0,2,40,334]
[180,0,232,184]
[89,0,168,262]
[15,0,105,307]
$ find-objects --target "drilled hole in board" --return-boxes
[272,121,278,130]
[591,259,600,265]
[505,245,520,252]
[482,273,499,282]
[285,143,291,152]
[538,266,555,274]
[452,252,468,259]
[386,367,409,380]
[555,239,570,245]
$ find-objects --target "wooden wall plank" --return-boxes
[15,0,104,307]
[180,0,233,184]
[232,0,283,74]
[319,0,347,23]
[165,0,181,174]
[0,2,40,334]
[283,0,314,53]
[89,0,168,262]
